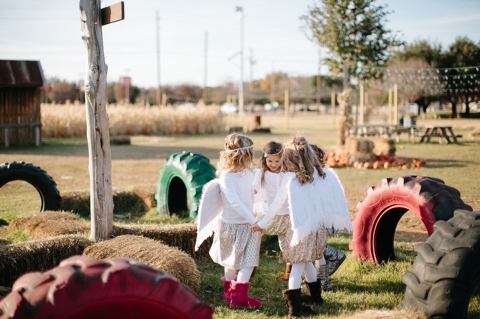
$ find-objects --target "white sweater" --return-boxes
[218,170,258,225]
[252,169,289,216]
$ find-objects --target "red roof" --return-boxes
[0,60,46,87]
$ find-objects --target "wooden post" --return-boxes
[359,83,364,125]
[80,0,124,241]
[285,89,289,129]
[394,84,398,125]
[388,88,392,124]
[331,91,335,125]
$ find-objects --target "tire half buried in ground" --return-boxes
[349,175,472,264]
[156,152,216,220]
[400,209,480,318]
[0,162,61,211]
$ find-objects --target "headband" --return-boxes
[263,149,282,158]
[224,144,254,153]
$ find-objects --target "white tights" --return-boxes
[288,262,317,290]
[224,267,255,283]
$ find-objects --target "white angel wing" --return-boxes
[194,179,223,251]
[288,168,353,246]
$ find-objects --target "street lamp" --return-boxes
[235,6,244,116]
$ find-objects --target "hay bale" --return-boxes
[0,235,93,287]
[468,126,480,139]
[9,211,89,239]
[346,152,376,165]
[345,137,374,154]
[83,235,200,292]
[368,137,396,156]
[60,190,149,219]
[112,223,212,257]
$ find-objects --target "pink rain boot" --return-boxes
[229,280,262,309]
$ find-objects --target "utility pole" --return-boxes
[270,61,275,105]
[235,6,244,116]
[249,48,256,91]
[156,10,161,106]
[203,31,208,104]
[317,48,321,113]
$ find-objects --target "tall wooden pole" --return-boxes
[80,0,114,241]
[394,84,398,125]
[331,91,335,125]
[388,88,392,124]
[285,89,289,129]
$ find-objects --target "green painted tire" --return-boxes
[156,152,216,220]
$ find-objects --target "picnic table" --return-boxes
[418,125,460,144]
[352,124,417,143]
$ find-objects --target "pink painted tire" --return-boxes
[0,255,213,319]
[349,175,472,264]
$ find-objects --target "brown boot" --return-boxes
[282,263,292,281]
[282,288,315,318]
[300,279,323,305]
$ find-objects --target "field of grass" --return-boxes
[1,112,479,318]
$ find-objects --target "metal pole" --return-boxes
[156,11,161,106]
[236,6,244,116]
[203,31,208,104]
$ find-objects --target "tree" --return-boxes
[439,36,480,117]
[391,39,443,66]
[301,0,403,82]
[48,78,80,104]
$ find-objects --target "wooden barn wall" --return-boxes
[0,87,42,146]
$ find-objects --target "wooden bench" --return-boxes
[0,122,42,147]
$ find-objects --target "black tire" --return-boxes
[400,209,480,318]
[0,255,214,319]
[349,175,472,264]
[156,152,216,220]
[0,162,61,211]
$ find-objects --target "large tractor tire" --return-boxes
[0,255,214,319]
[400,209,480,318]
[349,175,472,264]
[156,151,216,220]
[0,162,61,211]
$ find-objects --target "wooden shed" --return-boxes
[0,60,46,147]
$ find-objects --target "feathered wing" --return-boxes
[288,168,353,246]
[195,179,223,251]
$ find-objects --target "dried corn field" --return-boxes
[41,103,226,137]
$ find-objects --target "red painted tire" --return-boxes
[349,175,472,264]
[0,255,214,319]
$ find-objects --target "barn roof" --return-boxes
[0,60,46,88]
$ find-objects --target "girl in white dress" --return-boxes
[198,132,262,309]
[251,135,352,317]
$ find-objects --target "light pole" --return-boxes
[235,6,244,116]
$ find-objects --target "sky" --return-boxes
[1,0,479,89]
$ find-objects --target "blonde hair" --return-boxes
[259,141,282,187]
[281,135,325,185]
[217,133,254,173]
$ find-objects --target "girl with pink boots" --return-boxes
[195,133,262,309]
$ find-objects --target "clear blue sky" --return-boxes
[1,0,479,89]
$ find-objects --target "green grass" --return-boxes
[1,114,479,317]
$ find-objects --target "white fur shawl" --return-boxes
[288,168,353,246]
[194,179,223,251]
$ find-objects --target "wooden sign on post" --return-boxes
[101,2,124,26]
[80,0,124,241]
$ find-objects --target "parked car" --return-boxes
[220,103,238,114]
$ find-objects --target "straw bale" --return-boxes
[0,235,93,287]
[345,137,374,154]
[112,223,212,257]
[368,137,396,156]
[8,211,89,239]
[60,190,149,219]
[347,152,376,165]
[83,235,200,292]
[468,126,480,139]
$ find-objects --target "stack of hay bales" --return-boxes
[83,235,200,293]
[0,235,93,287]
[345,136,395,165]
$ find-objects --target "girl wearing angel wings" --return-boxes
[251,135,352,317]
[195,133,262,309]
